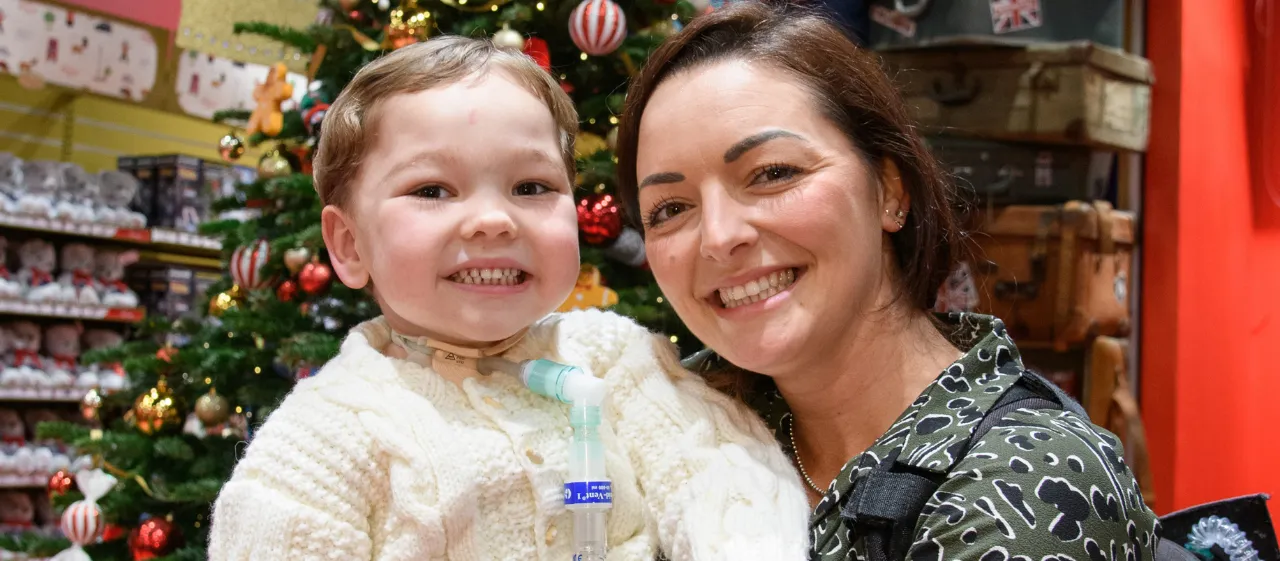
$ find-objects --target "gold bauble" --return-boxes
[575,132,609,158]
[642,18,677,38]
[208,287,241,317]
[132,380,180,435]
[386,0,433,49]
[492,25,525,50]
[258,150,293,178]
[80,388,102,422]
[218,133,246,162]
[438,0,511,13]
[195,390,232,426]
[606,127,619,151]
[283,247,313,275]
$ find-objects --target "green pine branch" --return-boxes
[232,22,319,53]
[212,109,251,125]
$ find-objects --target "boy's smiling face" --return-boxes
[321,71,580,345]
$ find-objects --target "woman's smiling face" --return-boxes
[634,60,909,378]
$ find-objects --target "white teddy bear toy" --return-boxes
[17,239,65,302]
[95,249,139,308]
[54,164,100,224]
[0,237,22,300]
[57,243,100,305]
[97,171,148,228]
[16,160,59,219]
[83,328,126,392]
[43,324,82,390]
[1,321,45,392]
[0,152,23,215]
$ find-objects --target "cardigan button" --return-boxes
[525,448,544,464]
[545,524,558,545]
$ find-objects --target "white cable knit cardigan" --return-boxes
[208,309,810,560]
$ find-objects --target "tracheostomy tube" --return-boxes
[479,357,610,560]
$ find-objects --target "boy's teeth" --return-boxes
[450,268,525,285]
[717,268,796,309]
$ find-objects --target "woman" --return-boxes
[614,2,1160,559]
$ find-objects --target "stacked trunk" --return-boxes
[867,0,1157,508]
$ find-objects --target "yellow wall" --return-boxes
[0,75,268,173]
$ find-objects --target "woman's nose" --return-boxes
[698,190,757,262]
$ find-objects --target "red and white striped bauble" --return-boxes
[231,239,272,290]
[61,499,105,545]
[568,0,627,56]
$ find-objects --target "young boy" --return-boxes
[207,36,810,560]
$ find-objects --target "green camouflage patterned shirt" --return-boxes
[742,313,1160,561]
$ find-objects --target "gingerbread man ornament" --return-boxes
[247,63,293,138]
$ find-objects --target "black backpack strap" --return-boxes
[958,369,1089,459]
[841,371,1081,561]
[842,469,941,561]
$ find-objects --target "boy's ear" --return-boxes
[321,205,370,289]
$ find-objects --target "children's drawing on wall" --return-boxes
[175,49,306,120]
[0,0,156,100]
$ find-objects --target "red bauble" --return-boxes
[129,517,183,560]
[277,280,298,302]
[48,470,73,496]
[577,193,623,245]
[298,262,333,295]
[156,346,176,363]
[522,37,551,72]
[102,523,127,542]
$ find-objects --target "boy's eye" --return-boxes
[513,182,551,196]
[412,185,451,199]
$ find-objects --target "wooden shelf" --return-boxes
[0,388,89,403]
[0,474,51,489]
[0,214,221,256]
[0,299,145,323]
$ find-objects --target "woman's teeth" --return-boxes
[717,268,796,308]
[449,268,525,285]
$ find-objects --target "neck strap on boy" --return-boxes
[391,328,529,379]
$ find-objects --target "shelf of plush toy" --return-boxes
[0,388,86,403]
[0,474,56,489]
[0,214,221,257]
[0,299,144,324]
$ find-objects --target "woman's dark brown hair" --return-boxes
[614,0,964,317]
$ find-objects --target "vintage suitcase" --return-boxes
[968,200,1133,349]
[867,0,1128,50]
[1084,336,1155,509]
[926,136,1115,205]
[879,42,1154,152]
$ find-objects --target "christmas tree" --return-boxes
[0,0,696,558]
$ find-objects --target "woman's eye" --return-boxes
[752,164,801,184]
[645,200,690,227]
[412,185,451,199]
[513,182,551,196]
